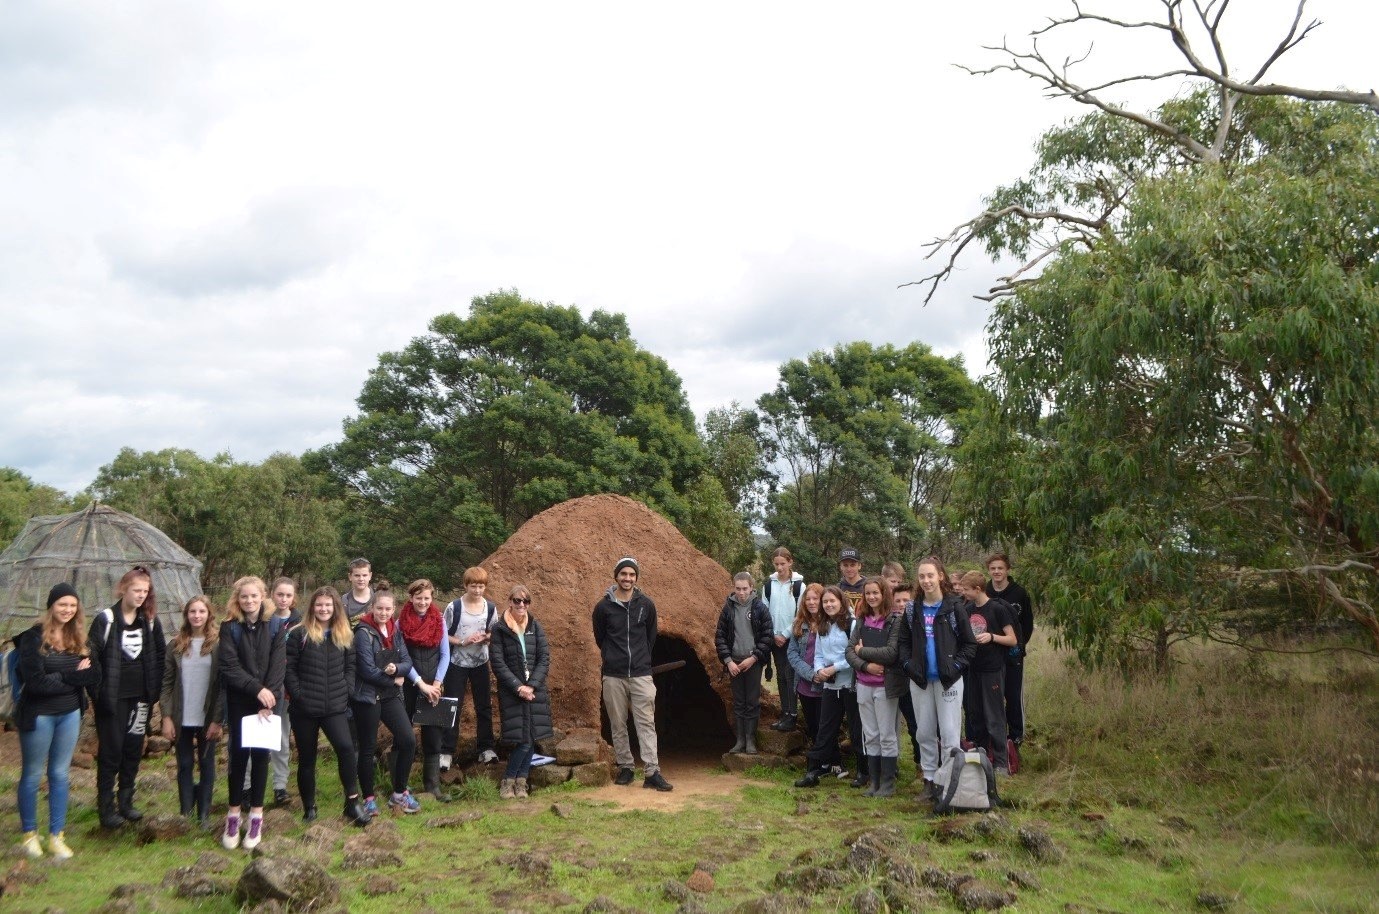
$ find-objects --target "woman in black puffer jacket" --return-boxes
[284,586,367,826]
[489,584,553,800]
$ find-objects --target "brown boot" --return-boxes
[514,777,529,799]
[499,778,515,800]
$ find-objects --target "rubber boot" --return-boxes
[98,790,126,829]
[876,757,898,798]
[178,777,195,818]
[864,755,882,797]
[730,719,746,754]
[423,755,444,800]
[744,718,758,755]
[117,787,144,822]
[849,755,870,788]
[197,779,213,827]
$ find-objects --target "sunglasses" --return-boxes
[510,597,531,605]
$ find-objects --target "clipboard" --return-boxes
[412,696,457,728]
[240,713,283,750]
[375,648,401,672]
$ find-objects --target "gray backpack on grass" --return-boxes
[934,746,1000,813]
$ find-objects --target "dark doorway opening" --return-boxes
[601,636,730,757]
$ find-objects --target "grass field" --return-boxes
[3,635,1375,913]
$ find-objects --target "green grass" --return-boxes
[4,636,1376,912]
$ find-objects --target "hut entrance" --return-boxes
[601,635,729,757]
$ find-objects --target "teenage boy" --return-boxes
[837,547,865,616]
[956,571,1017,773]
[342,558,374,621]
[593,557,672,792]
[763,547,804,732]
[985,553,1034,764]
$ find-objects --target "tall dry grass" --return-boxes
[1020,632,1379,850]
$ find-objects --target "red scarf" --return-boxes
[399,601,442,648]
[360,613,394,650]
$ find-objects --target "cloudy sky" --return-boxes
[3,1,1373,493]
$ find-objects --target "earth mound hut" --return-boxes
[480,494,738,752]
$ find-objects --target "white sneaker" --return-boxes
[438,754,453,771]
[479,749,498,764]
[221,815,242,850]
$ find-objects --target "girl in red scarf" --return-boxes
[399,579,447,798]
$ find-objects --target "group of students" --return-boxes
[717,547,1032,800]
[10,559,554,861]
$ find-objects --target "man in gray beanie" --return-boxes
[592,557,672,791]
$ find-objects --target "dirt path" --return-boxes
[578,752,748,812]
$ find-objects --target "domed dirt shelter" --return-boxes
[0,504,204,638]
[480,494,737,753]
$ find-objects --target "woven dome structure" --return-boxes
[0,503,203,637]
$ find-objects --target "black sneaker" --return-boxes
[614,767,635,786]
[273,788,290,807]
[769,714,797,732]
[643,772,673,792]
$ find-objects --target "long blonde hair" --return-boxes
[303,586,353,649]
[171,595,219,658]
[226,575,269,623]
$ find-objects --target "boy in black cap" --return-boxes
[592,557,672,791]
[837,547,865,616]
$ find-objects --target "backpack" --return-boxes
[763,578,804,604]
[0,644,22,724]
[933,746,1000,813]
[446,599,496,637]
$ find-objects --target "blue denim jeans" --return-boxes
[504,744,534,779]
[19,710,81,833]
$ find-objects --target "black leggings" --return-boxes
[291,710,359,807]
[226,696,269,809]
[798,693,821,744]
[806,689,847,770]
[352,697,415,798]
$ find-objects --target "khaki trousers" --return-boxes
[602,675,659,775]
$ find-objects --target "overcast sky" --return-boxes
[3,1,1373,493]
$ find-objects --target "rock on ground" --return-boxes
[236,855,340,910]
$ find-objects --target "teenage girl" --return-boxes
[785,583,826,745]
[399,579,447,798]
[441,567,497,770]
[793,585,855,788]
[352,585,421,816]
[160,595,222,826]
[14,582,100,860]
[845,578,903,797]
[88,565,164,829]
[897,556,977,799]
[285,586,369,827]
[267,577,300,806]
[219,575,286,849]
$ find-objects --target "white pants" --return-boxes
[910,678,964,778]
[855,683,900,758]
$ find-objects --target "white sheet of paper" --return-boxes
[240,713,282,750]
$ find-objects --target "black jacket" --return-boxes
[592,587,657,678]
[490,614,553,746]
[219,616,287,709]
[88,604,165,711]
[13,625,100,732]
[845,611,906,699]
[284,627,356,718]
[986,579,1034,647]
[351,621,414,705]
[896,595,978,689]
[714,596,774,665]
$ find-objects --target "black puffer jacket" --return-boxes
[219,616,287,709]
[489,614,553,746]
[896,595,977,689]
[284,627,355,718]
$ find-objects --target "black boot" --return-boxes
[117,787,144,821]
[744,718,758,755]
[793,767,825,788]
[98,790,126,829]
[876,757,898,798]
[849,756,870,788]
[344,796,370,827]
[730,720,746,754]
[178,778,195,818]
[864,755,882,797]
[303,805,318,823]
[770,713,797,732]
[423,755,446,801]
[197,779,213,827]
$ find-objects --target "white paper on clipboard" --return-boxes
[240,714,283,750]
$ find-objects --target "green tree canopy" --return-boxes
[957,97,1379,667]
[0,468,73,545]
[308,290,711,588]
[758,341,981,583]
